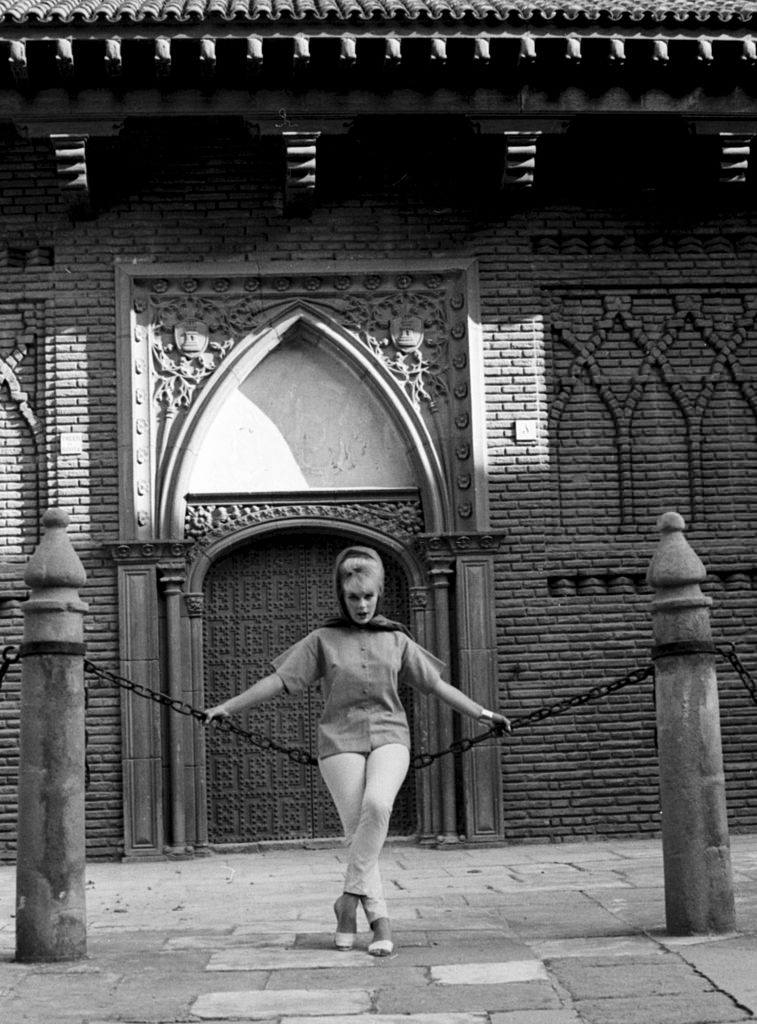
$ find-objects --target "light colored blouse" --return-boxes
[271,626,444,759]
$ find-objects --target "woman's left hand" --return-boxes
[490,713,511,734]
[481,712,511,734]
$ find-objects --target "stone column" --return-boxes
[16,508,88,962]
[408,585,436,841]
[455,555,502,841]
[185,591,208,852]
[647,511,735,935]
[429,562,457,842]
[161,571,187,853]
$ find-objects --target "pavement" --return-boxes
[1,833,757,1024]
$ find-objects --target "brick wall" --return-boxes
[1,121,756,858]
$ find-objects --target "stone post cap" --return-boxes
[24,508,87,590]
[646,510,707,592]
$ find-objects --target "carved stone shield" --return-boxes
[174,319,210,356]
[390,315,424,352]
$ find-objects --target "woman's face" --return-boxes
[343,577,379,625]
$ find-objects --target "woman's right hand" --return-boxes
[203,704,231,726]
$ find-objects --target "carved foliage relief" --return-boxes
[185,498,424,549]
[128,268,477,537]
[548,291,757,531]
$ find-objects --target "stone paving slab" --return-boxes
[672,936,757,1016]
[489,1013,586,1024]
[398,909,516,931]
[430,961,549,985]
[375,980,560,1016]
[491,894,631,941]
[572,993,751,1024]
[191,986,374,1019]
[164,930,296,950]
[207,946,380,970]
[658,932,739,948]
[285,1016,488,1024]
[382,936,533,967]
[263,963,428,990]
[547,959,717,999]
[531,935,666,959]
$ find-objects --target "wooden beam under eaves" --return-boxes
[9,40,28,84]
[283,131,319,216]
[502,131,540,190]
[200,37,216,79]
[56,38,75,80]
[155,37,171,79]
[719,132,753,186]
[246,35,263,74]
[105,38,122,78]
[49,133,91,217]
[3,30,757,93]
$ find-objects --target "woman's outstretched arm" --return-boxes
[203,673,285,724]
[427,677,511,732]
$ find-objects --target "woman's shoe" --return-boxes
[367,917,394,957]
[333,894,357,951]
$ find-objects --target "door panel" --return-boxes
[204,533,416,843]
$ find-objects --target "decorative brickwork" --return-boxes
[547,289,757,532]
[532,232,757,257]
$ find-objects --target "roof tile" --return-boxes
[1,0,757,24]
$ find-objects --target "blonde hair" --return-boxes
[338,555,384,596]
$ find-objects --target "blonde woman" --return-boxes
[204,545,510,957]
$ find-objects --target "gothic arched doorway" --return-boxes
[203,532,417,845]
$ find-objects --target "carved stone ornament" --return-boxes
[185,499,424,547]
[109,541,192,563]
[184,592,205,617]
[174,319,210,357]
[140,288,264,413]
[131,271,471,436]
[414,533,503,558]
[151,321,234,412]
[127,267,478,538]
[343,291,449,410]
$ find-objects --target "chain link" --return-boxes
[0,646,20,691]
[717,643,757,707]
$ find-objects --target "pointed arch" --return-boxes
[157,302,450,537]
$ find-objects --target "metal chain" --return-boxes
[85,656,656,772]
[0,646,20,691]
[410,662,656,769]
[84,660,318,766]
[717,643,757,707]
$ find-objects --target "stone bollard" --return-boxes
[16,508,88,962]
[647,511,735,935]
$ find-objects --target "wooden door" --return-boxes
[203,533,416,843]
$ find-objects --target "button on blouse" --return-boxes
[271,626,444,759]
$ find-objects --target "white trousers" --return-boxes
[319,743,410,923]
